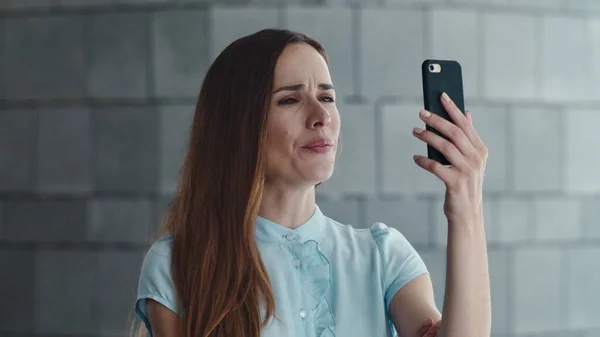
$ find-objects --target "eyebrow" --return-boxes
[273,83,335,93]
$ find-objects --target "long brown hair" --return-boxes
[135,29,327,337]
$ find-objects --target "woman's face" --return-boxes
[264,43,340,187]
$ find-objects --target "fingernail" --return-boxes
[413,127,423,134]
[420,109,431,118]
[441,92,451,102]
[413,155,419,161]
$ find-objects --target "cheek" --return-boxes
[266,121,293,152]
[332,112,342,137]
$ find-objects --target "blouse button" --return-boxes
[299,309,308,318]
[292,258,301,267]
[285,233,295,241]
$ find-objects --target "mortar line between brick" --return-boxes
[351,4,361,99]
[146,9,156,102]
[506,246,515,335]
[373,100,384,197]
[559,247,570,330]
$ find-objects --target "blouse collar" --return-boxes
[255,204,326,243]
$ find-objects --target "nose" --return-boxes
[306,100,331,129]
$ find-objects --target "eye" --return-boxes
[320,96,335,103]
[278,97,298,105]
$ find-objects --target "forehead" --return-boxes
[273,43,332,86]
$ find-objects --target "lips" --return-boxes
[303,138,333,148]
[302,138,333,153]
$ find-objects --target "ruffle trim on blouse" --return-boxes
[292,239,336,337]
[370,222,389,239]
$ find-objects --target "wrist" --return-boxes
[447,216,485,237]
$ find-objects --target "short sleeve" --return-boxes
[135,234,180,336]
[371,222,429,312]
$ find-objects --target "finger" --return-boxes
[419,109,478,160]
[424,327,440,337]
[413,155,455,183]
[432,319,442,328]
[440,93,486,152]
[413,127,469,171]
[417,318,434,336]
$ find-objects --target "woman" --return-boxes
[134,29,491,337]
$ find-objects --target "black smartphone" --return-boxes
[421,59,466,166]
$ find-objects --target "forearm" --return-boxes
[438,216,491,337]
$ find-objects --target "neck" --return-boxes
[259,180,316,229]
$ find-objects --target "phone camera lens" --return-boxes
[429,64,435,72]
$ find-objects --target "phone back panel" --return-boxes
[421,59,466,166]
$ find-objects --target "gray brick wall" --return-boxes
[1,1,599,336]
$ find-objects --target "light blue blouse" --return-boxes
[136,204,429,337]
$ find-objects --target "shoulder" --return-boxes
[138,233,175,289]
[323,216,408,247]
[144,233,174,260]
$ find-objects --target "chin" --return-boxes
[307,167,335,184]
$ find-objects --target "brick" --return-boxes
[319,104,376,197]
[470,105,509,192]
[56,0,168,6]
[450,0,485,3]
[428,8,479,99]
[512,107,561,192]
[285,7,354,98]
[94,107,159,193]
[3,199,87,242]
[488,249,510,336]
[590,20,600,100]
[88,13,150,99]
[0,110,37,192]
[249,0,321,5]
[56,0,170,6]
[533,197,581,241]
[496,196,531,243]
[0,249,35,333]
[117,0,171,3]
[566,247,600,329]
[2,16,86,100]
[386,0,443,4]
[482,13,537,100]
[365,198,431,246]
[35,250,97,335]
[432,197,496,247]
[0,0,51,9]
[565,109,600,193]
[418,249,445,310]
[184,0,248,3]
[513,247,563,334]
[0,19,5,94]
[37,108,92,194]
[88,198,155,243]
[153,10,209,98]
[381,103,446,195]
[566,0,600,11]
[55,0,111,6]
[490,0,561,9]
[315,198,360,227]
[584,330,600,337]
[159,105,194,194]
[95,251,145,336]
[540,17,593,102]
[210,7,280,62]
[156,194,175,226]
[581,197,600,239]
[361,9,425,99]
